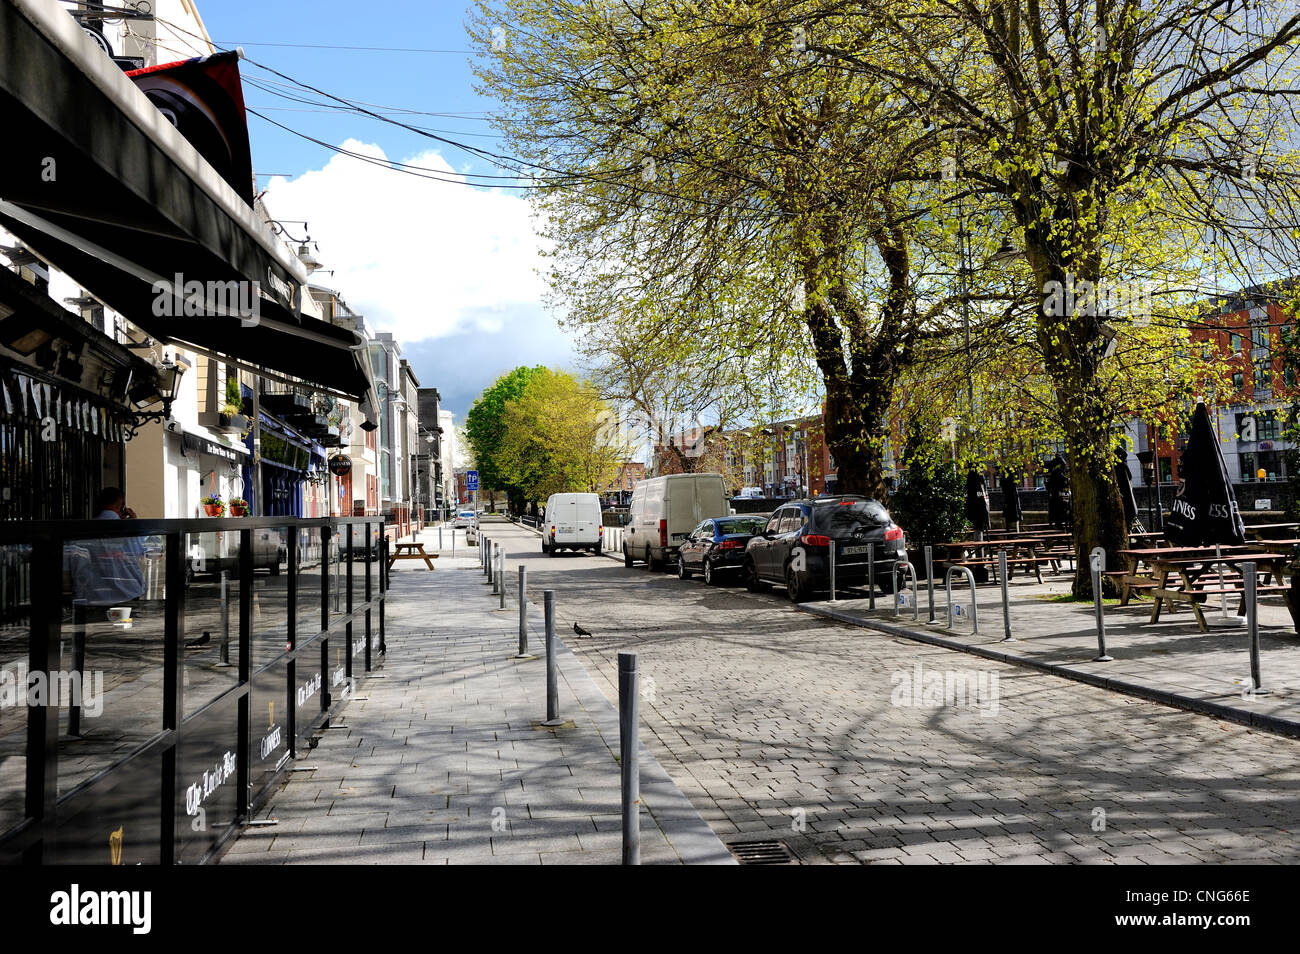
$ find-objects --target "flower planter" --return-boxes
[203,503,224,517]
[229,503,247,517]
[217,413,248,435]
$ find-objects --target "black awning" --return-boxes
[0,0,378,411]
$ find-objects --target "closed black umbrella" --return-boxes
[1114,447,1140,529]
[1164,402,1245,546]
[1000,470,1022,530]
[965,469,991,534]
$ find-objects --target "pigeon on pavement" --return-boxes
[573,622,592,638]
[186,632,211,649]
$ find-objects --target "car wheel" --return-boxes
[594,542,602,556]
[623,544,633,568]
[677,556,691,580]
[786,564,809,603]
[703,559,717,586]
[647,547,661,572]
[541,540,549,554]
[744,558,768,593]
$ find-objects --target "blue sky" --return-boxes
[195,1,577,418]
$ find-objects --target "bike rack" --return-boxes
[945,565,980,634]
[893,560,919,621]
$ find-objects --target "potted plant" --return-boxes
[217,373,249,434]
[202,493,226,517]
[229,497,248,516]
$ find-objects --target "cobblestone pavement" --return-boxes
[486,521,1300,864]
[220,539,732,865]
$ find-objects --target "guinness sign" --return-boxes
[328,454,352,477]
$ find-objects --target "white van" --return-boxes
[624,473,729,570]
[542,492,604,555]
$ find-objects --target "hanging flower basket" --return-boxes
[202,494,226,517]
[229,498,248,517]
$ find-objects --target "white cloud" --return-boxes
[261,140,552,343]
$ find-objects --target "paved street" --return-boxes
[483,519,1300,864]
[220,532,732,865]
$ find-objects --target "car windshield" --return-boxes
[716,517,767,535]
[458,512,475,518]
[814,500,891,533]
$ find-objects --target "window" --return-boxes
[1251,325,1269,350]
[1230,332,1243,354]
[1259,412,1283,442]
[1158,457,1173,484]
[1232,371,1245,391]
[1255,364,1272,392]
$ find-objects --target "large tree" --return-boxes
[464,365,546,510]
[820,0,1300,592]
[496,368,628,502]
[470,0,970,499]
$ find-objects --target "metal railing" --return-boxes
[0,515,387,865]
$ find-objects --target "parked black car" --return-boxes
[676,515,770,585]
[743,496,906,602]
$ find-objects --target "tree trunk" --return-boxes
[822,377,888,499]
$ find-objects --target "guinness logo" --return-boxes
[109,825,123,866]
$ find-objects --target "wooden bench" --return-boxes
[388,542,438,571]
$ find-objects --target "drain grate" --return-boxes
[729,840,794,865]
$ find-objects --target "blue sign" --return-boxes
[466,470,479,492]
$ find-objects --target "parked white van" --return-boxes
[625,473,729,570]
[542,492,604,555]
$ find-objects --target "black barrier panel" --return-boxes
[58,532,165,798]
[0,516,386,865]
[0,540,29,836]
[293,633,326,750]
[176,691,241,865]
[183,530,243,718]
[327,531,347,627]
[248,656,290,809]
[44,746,164,865]
[295,526,323,646]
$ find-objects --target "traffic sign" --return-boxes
[466,470,479,492]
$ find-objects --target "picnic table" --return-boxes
[1246,522,1300,541]
[937,537,1053,583]
[388,542,438,571]
[1117,547,1291,632]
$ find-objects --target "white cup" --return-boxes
[107,607,132,623]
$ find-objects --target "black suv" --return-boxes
[743,495,906,602]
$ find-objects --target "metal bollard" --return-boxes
[219,569,232,665]
[925,545,936,623]
[829,540,837,602]
[516,566,528,656]
[492,545,500,595]
[619,651,640,865]
[498,549,506,609]
[998,550,1013,641]
[893,561,919,621]
[945,565,980,634]
[69,599,87,737]
[439,526,443,550]
[1244,563,1270,695]
[868,546,876,610]
[542,590,563,724]
[1090,547,1112,661]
